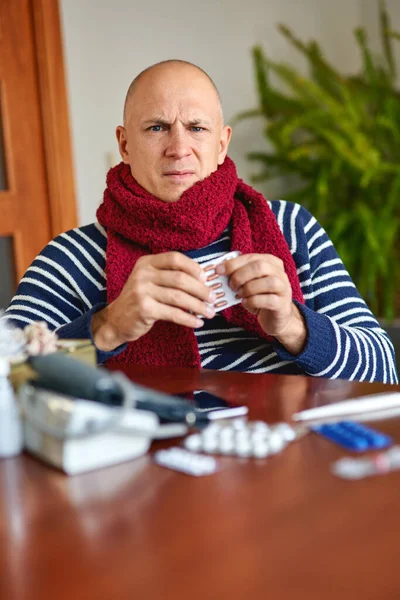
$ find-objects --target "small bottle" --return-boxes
[0,358,23,457]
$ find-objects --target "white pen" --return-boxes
[292,392,400,422]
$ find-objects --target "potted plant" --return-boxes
[235,0,400,335]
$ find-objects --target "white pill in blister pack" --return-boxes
[184,434,203,453]
[183,420,299,459]
[153,447,218,476]
[332,446,400,480]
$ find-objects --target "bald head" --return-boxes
[116,59,231,203]
[123,60,223,126]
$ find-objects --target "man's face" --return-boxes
[116,66,232,203]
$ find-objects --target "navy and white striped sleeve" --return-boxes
[270,201,398,384]
[4,223,125,363]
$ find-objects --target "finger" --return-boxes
[242,294,284,313]
[216,253,284,276]
[152,287,216,319]
[154,270,213,303]
[146,252,206,281]
[228,259,285,292]
[237,275,290,299]
[154,301,206,329]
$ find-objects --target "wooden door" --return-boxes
[0,0,77,308]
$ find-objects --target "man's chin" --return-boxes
[157,177,200,203]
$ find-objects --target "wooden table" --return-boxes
[1,366,400,600]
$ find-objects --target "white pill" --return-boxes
[220,426,234,441]
[219,437,235,455]
[332,458,371,480]
[235,440,253,457]
[154,448,218,476]
[202,428,219,441]
[184,434,203,452]
[167,449,180,460]
[251,430,269,444]
[232,418,248,431]
[387,446,400,467]
[192,454,214,465]
[203,437,219,454]
[268,432,287,454]
[235,429,250,444]
[204,423,222,435]
[199,456,217,471]
[251,421,271,433]
[273,423,296,442]
[252,442,270,458]
[201,428,218,442]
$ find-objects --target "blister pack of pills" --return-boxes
[332,446,400,480]
[153,447,218,476]
[312,421,393,452]
[183,419,305,459]
[200,251,242,313]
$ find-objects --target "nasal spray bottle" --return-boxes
[0,358,23,457]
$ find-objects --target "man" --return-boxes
[5,60,398,383]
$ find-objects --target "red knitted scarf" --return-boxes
[96,157,304,368]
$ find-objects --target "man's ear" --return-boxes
[218,125,232,165]
[116,126,129,163]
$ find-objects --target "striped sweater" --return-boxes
[5,201,398,383]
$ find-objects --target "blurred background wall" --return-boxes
[60,0,400,225]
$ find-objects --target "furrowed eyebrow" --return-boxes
[142,117,212,128]
[185,118,213,128]
[142,118,170,127]
[186,118,208,126]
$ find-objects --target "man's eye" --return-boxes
[149,125,163,132]
[191,126,204,132]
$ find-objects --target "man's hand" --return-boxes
[91,252,216,351]
[216,253,307,355]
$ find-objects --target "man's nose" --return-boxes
[165,129,191,158]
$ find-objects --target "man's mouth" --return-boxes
[163,170,196,181]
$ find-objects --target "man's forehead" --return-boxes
[129,92,221,124]
[125,66,222,124]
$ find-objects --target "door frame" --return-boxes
[31,0,78,236]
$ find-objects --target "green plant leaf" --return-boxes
[386,29,400,42]
[354,27,379,88]
[234,2,400,319]
[380,0,396,79]
[231,109,263,126]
